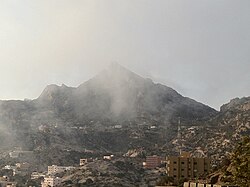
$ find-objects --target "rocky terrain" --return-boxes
[61,97,250,186]
[0,64,249,186]
[61,158,145,187]
[171,96,250,165]
[207,136,250,187]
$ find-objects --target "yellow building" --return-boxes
[166,152,210,181]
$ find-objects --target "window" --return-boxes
[181,162,184,164]
[181,169,184,171]
[194,162,197,165]
[174,161,177,164]
[174,168,176,171]
[174,175,177,177]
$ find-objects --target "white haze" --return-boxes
[0,0,249,110]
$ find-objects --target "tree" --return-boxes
[230,136,250,187]
[156,176,174,186]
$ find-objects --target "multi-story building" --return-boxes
[145,155,162,169]
[41,176,62,187]
[48,165,75,175]
[166,152,210,181]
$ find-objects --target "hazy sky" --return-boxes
[0,0,249,110]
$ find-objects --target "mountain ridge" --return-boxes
[32,64,217,123]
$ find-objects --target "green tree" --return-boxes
[228,136,250,187]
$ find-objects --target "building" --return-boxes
[41,176,62,187]
[0,181,17,187]
[103,155,114,160]
[9,151,33,158]
[166,152,211,181]
[145,155,162,169]
[2,165,16,170]
[48,165,75,175]
[80,158,93,166]
[183,182,238,187]
[15,162,30,170]
[0,176,16,187]
[114,125,122,129]
[31,172,46,180]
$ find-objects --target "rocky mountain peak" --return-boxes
[220,97,250,112]
[38,84,60,99]
[22,64,217,122]
[81,63,147,89]
[37,84,74,102]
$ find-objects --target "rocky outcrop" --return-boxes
[220,97,250,112]
[62,159,145,187]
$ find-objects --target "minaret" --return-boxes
[177,117,182,156]
[177,117,181,139]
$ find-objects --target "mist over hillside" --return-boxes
[34,63,217,123]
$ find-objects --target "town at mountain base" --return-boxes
[0,64,249,186]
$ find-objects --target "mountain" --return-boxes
[35,63,217,123]
[0,63,218,167]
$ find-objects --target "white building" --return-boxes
[41,176,62,187]
[114,125,122,129]
[2,165,16,170]
[9,151,33,158]
[103,155,114,160]
[31,172,46,180]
